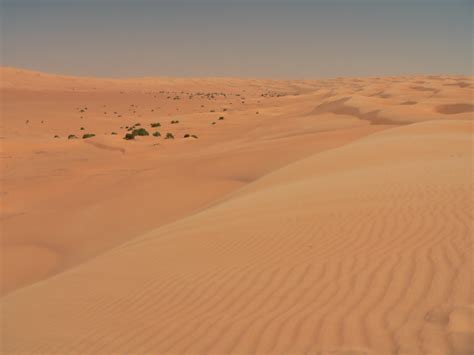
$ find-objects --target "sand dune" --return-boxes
[0,68,473,354]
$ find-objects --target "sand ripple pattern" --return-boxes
[1,121,472,355]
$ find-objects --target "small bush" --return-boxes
[124,133,135,140]
[212,122,216,125]
[80,127,85,130]
[184,134,190,138]
[151,122,161,128]
[82,133,95,139]
[111,132,117,135]
[132,128,149,136]
[165,132,174,139]
[191,135,198,139]
[54,135,60,138]
[68,134,78,139]
[218,116,224,120]
[152,131,161,137]
[170,120,179,124]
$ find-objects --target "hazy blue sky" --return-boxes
[1,0,472,78]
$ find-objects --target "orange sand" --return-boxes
[0,68,472,354]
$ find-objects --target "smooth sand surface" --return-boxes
[1,68,473,354]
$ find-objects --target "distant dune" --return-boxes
[1,68,473,354]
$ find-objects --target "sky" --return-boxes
[1,0,472,78]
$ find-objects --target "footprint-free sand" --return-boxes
[1,68,472,354]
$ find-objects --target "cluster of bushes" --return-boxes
[123,127,149,140]
[132,128,149,136]
[63,114,203,143]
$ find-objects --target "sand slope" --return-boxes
[1,69,473,354]
[2,121,472,354]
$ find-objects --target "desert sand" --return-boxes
[0,67,473,354]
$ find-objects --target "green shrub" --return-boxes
[151,122,161,128]
[165,132,174,139]
[152,131,161,137]
[124,133,135,140]
[132,128,149,136]
[82,133,95,139]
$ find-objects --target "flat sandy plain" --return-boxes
[0,67,473,354]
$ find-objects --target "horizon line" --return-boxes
[2,66,472,82]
